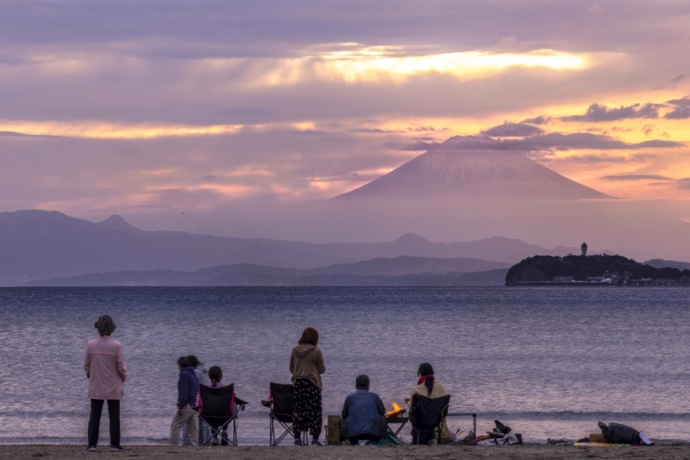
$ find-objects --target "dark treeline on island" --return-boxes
[506,254,690,286]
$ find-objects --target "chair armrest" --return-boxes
[235,396,249,409]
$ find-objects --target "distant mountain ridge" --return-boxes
[0,209,574,286]
[644,259,690,271]
[27,256,510,286]
[334,136,612,200]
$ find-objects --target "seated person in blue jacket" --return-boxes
[340,374,387,445]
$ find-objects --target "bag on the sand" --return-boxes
[487,420,523,445]
[378,432,406,446]
[598,421,640,444]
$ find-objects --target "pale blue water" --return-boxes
[1,286,689,445]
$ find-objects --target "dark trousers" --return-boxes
[410,427,434,445]
[88,399,121,447]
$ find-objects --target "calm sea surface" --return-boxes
[1,286,689,445]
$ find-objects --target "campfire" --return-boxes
[385,402,405,418]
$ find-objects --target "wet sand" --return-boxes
[2,444,687,460]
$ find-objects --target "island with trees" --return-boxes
[505,254,690,287]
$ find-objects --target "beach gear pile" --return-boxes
[570,422,655,446]
[462,420,523,446]
[596,421,654,446]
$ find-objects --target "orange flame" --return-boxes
[385,402,404,418]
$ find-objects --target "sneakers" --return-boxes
[311,439,323,446]
[110,446,124,452]
[294,439,304,446]
[87,446,97,452]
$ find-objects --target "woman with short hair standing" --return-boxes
[84,315,127,452]
[290,327,326,445]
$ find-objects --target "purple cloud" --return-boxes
[427,133,683,153]
[550,153,656,165]
[664,96,690,119]
[562,102,661,122]
[395,141,441,151]
[0,131,31,137]
[603,174,672,181]
[481,123,544,137]
[216,106,275,120]
[505,133,682,151]
[520,115,553,126]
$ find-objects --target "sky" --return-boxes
[2,0,690,242]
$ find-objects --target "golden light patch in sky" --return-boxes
[0,120,324,140]
[226,167,277,178]
[0,120,246,139]
[251,44,591,87]
[308,180,338,193]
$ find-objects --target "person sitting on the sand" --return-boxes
[340,374,387,445]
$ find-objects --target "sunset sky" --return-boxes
[2,0,689,236]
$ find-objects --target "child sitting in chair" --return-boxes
[198,366,243,445]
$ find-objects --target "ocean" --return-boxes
[1,286,689,445]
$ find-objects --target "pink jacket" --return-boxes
[84,335,127,400]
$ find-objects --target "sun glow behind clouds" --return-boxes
[255,43,590,86]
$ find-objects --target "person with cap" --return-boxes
[84,314,128,452]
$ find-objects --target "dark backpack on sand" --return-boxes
[598,421,641,444]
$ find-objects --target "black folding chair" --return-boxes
[261,382,307,446]
[409,394,451,445]
[198,383,247,446]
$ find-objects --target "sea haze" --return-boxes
[1,286,689,445]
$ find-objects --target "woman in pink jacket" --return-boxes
[84,315,127,452]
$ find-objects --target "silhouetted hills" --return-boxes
[0,209,572,286]
[27,257,510,286]
[97,214,145,234]
[334,136,612,200]
[644,259,690,271]
[505,254,690,286]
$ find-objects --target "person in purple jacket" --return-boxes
[170,356,199,446]
[84,314,128,452]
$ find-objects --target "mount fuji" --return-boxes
[333,136,611,200]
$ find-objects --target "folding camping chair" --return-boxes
[408,394,451,445]
[197,383,247,446]
[261,382,307,446]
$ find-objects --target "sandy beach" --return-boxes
[2,444,688,460]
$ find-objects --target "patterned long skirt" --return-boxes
[293,378,322,437]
